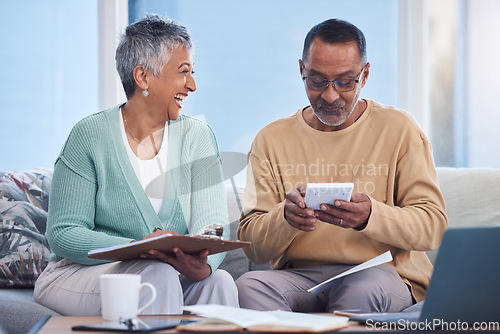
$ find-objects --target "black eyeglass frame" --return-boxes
[302,63,368,92]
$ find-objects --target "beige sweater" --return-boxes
[238,99,448,302]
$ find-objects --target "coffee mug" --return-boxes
[100,274,157,321]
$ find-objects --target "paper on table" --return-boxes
[182,304,349,332]
[307,251,393,295]
[184,304,276,328]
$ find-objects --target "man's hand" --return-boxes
[284,185,318,232]
[314,193,372,230]
[138,229,211,281]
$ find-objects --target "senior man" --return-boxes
[236,18,447,313]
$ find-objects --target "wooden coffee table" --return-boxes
[31,315,201,334]
[30,314,374,333]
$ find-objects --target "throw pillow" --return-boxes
[0,168,52,287]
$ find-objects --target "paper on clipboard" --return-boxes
[307,251,393,295]
[88,234,251,261]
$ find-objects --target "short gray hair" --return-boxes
[116,14,193,99]
[302,19,367,65]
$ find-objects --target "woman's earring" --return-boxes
[142,87,149,97]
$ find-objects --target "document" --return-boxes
[180,304,349,333]
[308,251,393,295]
[88,234,251,261]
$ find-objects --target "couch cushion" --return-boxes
[427,167,500,264]
[0,169,52,288]
[0,288,59,333]
[437,167,500,228]
[219,183,252,279]
[219,183,270,278]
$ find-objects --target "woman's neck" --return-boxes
[121,102,167,160]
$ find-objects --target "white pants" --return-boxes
[34,259,238,315]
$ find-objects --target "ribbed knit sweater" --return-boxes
[47,104,228,271]
[238,99,448,302]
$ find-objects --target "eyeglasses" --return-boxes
[302,64,367,92]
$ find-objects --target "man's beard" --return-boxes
[312,99,354,127]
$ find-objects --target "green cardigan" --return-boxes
[47,104,229,271]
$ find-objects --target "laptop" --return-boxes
[348,226,500,326]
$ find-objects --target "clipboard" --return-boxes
[88,235,251,261]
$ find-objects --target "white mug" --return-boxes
[100,274,157,321]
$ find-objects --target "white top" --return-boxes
[120,110,168,214]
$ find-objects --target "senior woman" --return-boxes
[34,15,238,315]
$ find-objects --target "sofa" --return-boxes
[1,167,499,334]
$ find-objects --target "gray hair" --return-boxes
[116,14,193,99]
[302,19,367,65]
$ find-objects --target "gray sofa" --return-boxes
[1,167,499,334]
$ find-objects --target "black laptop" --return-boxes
[349,226,500,326]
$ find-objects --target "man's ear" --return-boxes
[132,65,149,91]
[361,62,370,87]
[299,59,304,77]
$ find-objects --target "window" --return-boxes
[0,1,98,171]
[128,0,399,184]
[3,0,498,176]
[429,0,500,168]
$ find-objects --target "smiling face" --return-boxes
[300,38,369,131]
[147,46,196,121]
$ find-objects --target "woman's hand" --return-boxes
[138,229,211,281]
[141,248,211,281]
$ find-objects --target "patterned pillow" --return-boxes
[0,169,52,287]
